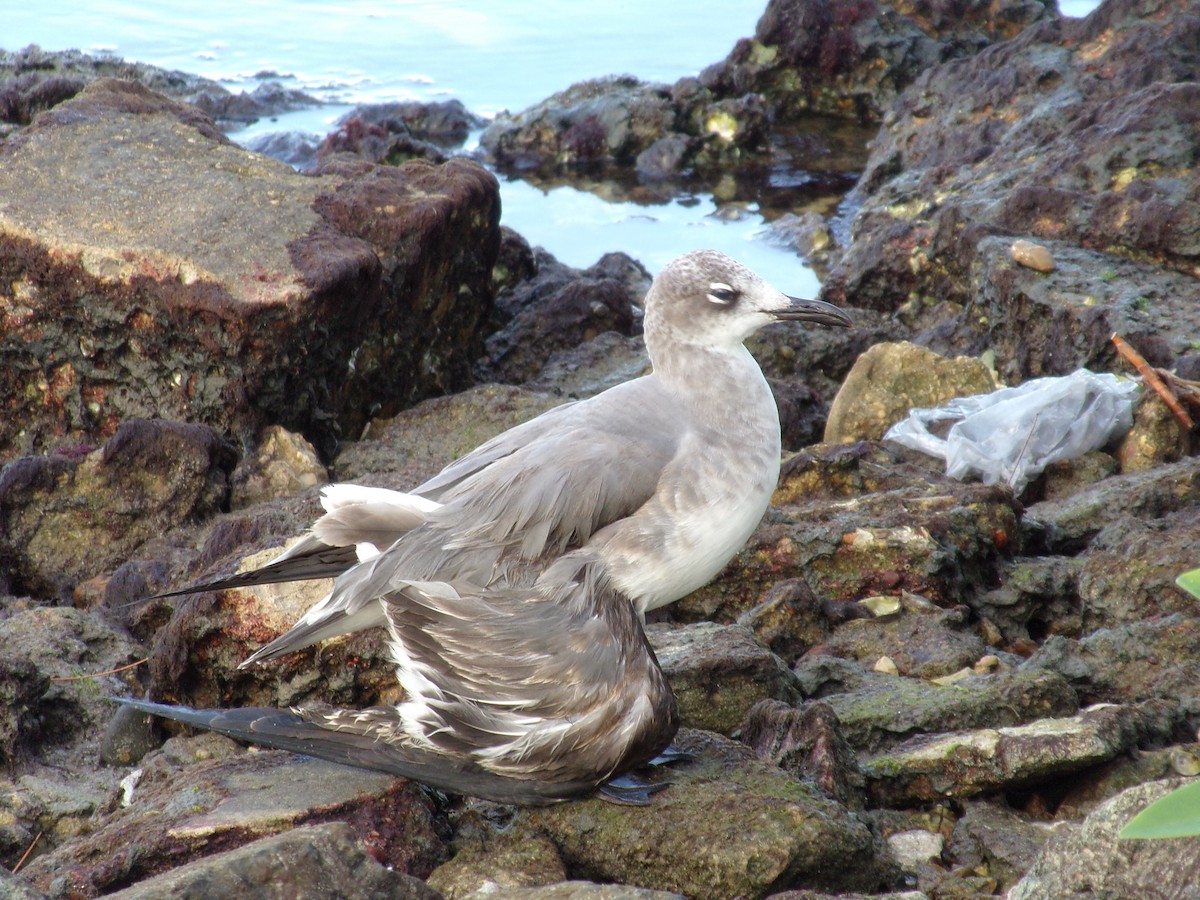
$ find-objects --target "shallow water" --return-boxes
[9,0,1101,284]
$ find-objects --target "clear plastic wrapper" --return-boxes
[884,369,1139,491]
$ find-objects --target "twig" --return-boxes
[1112,333,1196,430]
[50,658,149,683]
[1007,412,1040,490]
[11,831,42,874]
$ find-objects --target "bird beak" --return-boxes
[771,295,853,328]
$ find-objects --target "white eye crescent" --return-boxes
[706,283,739,306]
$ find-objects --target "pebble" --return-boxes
[1010,239,1056,273]
[874,655,899,675]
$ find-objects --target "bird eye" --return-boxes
[706,283,739,306]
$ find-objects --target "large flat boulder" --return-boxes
[0,78,500,460]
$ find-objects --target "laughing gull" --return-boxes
[122,249,852,805]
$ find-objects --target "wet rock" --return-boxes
[821,2,1200,382]
[525,729,896,898]
[0,605,146,767]
[1022,455,1200,554]
[803,664,1078,753]
[861,701,1179,806]
[20,751,447,896]
[0,46,230,126]
[526,332,650,400]
[824,341,995,443]
[0,78,500,460]
[477,252,647,384]
[470,886,683,900]
[818,603,986,679]
[317,116,451,168]
[1074,506,1200,631]
[1009,778,1200,899]
[1027,614,1200,719]
[0,419,236,599]
[969,555,1081,644]
[427,827,566,898]
[187,79,322,129]
[947,799,1053,892]
[741,699,865,808]
[337,99,483,148]
[646,622,802,735]
[480,77,678,171]
[105,821,441,899]
[334,384,562,488]
[1116,391,1191,473]
[229,425,328,510]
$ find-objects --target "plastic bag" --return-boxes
[884,369,1140,492]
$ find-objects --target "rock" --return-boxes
[1010,239,1056,273]
[886,829,943,873]
[0,868,47,900]
[1022,455,1200,554]
[818,604,986,679]
[464,885,684,900]
[427,827,566,899]
[1009,779,1200,899]
[740,699,865,808]
[98,703,161,768]
[802,664,1078,754]
[0,78,500,460]
[145,549,396,711]
[103,822,441,899]
[336,99,483,147]
[0,46,230,125]
[1074,507,1200,630]
[947,799,1053,892]
[334,384,563,488]
[1055,743,1200,819]
[186,79,322,129]
[0,419,236,599]
[20,751,447,896]
[480,77,678,170]
[646,623,802,735]
[1027,614,1200,720]
[734,577,828,664]
[824,342,996,443]
[820,1,1200,382]
[1040,450,1118,501]
[1116,391,1191,473]
[0,605,146,769]
[861,701,1179,806]
[230,425,328,510]
[477,252,647,384]
[969,556,1081,644]
[525,729,896,898]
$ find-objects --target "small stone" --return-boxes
[887,829,944,871]
[974,655,1002,674]
[874,656,899,675]
[1010,239,1056,273]
[930,667,974,685]
[859,595,902,618]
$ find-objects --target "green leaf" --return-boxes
[1176,568,1200,601]
[1120,780,1200,839]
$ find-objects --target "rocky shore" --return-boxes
[3,0,1200,897]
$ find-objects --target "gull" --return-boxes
[120,249,852,805]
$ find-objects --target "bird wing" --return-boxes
[119,558,678,804]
